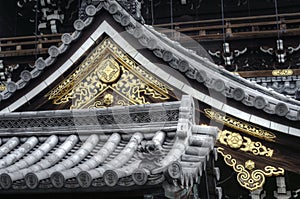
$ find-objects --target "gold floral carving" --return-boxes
[225,132,243,149]
[272,69,293,76]
[98,59,121,83]
[205,109,276,142]
[46,38,172,109]
[0,84,6,92]
[245,160,255,170]
[217,147,284,191]
[218,130,274,157]
[103,94,114,105]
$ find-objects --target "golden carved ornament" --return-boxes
[205,109,276,142]
[98,59,121,83]
[226,132,243,149]
[217,147,284,191]
[0,84,6,92]
[46,38,173,109]
[245,160,255,170]
[218,130,274,157]
[103,94,114,105]
[272,69,293,76]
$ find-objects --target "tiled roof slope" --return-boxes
[0,0,299,122]
[0,96,219,197]
[246,75,300,99]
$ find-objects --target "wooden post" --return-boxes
[249,188,263,199]
[274,177,291,199]
[174,26,181,41]
[37,39,43,49]
[280,17,286,33]
[199,30,206,36]
[225,21,232,38]
[16,45,22,51]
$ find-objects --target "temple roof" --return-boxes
[0,1,298,138]
[0,1,299,197]
[0,95,219,194]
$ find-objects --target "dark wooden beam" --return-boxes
[0,34,63,58]
[155,12,300,41]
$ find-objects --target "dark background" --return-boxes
[1,0,300,37]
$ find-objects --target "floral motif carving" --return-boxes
[46,38,172,109]
[0,84,6,92]
[218,147,284,191]
[218,130,274,157]
[205,109,276,142]
[245,160,255,170]
[272,69,293,76]
[226,132,243,149]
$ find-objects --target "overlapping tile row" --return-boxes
[0,96,219,193]
[1,0,299,121]
[0,101,180,135]
[0,128,215,190]
[246,75,300,99]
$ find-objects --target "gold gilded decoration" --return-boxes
[0,84,6,92]
[205,109,276,142]
[245,160,255,170]
[103,94,114,105]
[218,130,274,157]
[98,59,120,83]
[218,147,284,191]
[226,132,243,149]
[272,69,293,76]
[46,38,172,109]
[88,101,104,109]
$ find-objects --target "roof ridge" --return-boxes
[1,0,299,121]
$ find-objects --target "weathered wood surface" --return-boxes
[0,34,62,58]
[155,12,300,41]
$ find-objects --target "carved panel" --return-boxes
[218,147,284,191]
[46,38,174,109]
[205,109,276,142]
[272,69,293,76]
[218,130,274,157]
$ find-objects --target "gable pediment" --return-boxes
[0,0,298,136]
[45,37,175,109]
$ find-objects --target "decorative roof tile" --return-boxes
[0,95,218,192]
[1,0,298,123]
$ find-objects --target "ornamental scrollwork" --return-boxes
[0,84,6,92]
[217,147,284,191]
[46,38,173,109]
[272,69,293,76]
[218,130,274,157]
[205,109,276,142]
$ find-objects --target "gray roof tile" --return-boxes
[0,95,216,191]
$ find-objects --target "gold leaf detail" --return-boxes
[45,38,172,109]
[218,130,274,157]
[0,84,6,92]
[98,59,120,83]
[245,160,255,170]
[217,147,284,191]
[103,94,114,105]
[272,69,293,76]
[205,109,276,142]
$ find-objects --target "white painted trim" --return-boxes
[289,127,300,137]
[2,21,298,136]
[2,21,109,114]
